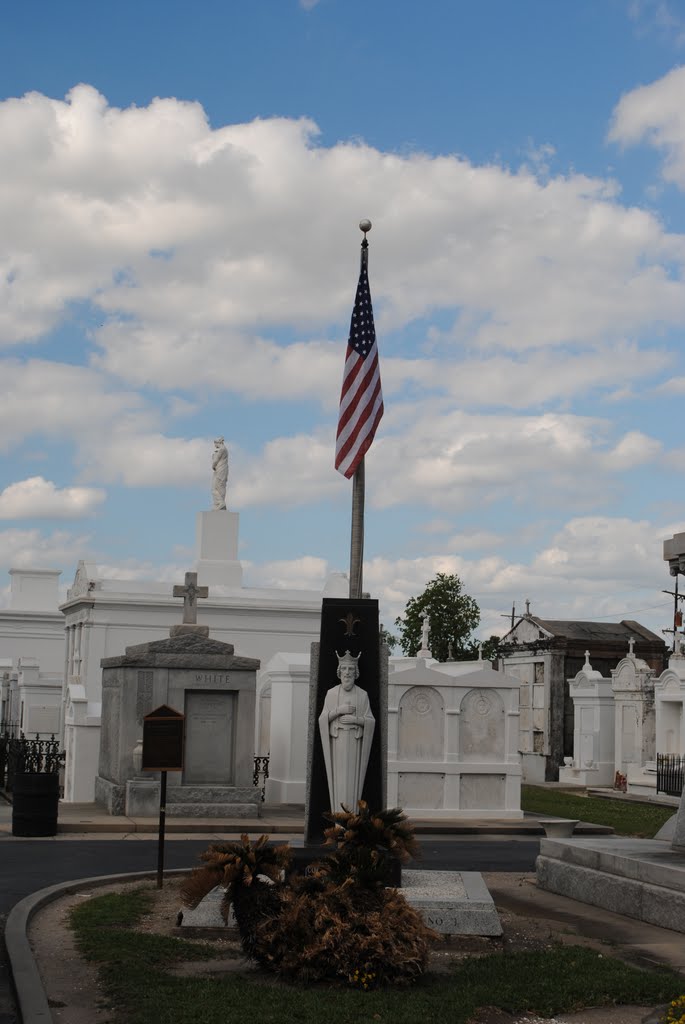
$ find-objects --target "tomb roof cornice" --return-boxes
[101,632,260,671]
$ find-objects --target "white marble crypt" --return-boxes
[558,652,616,787]
[386,656,523,818]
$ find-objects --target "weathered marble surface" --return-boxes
[403,869,502,936]
[536,835,685,933]
[180,885,236,928]
[97,631,261,817]
[211,438,229,511]
[180,869,502,937]
[101,633,259,671]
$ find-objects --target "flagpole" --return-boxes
[349,220,371,600]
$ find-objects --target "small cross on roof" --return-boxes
[172,571,209,625]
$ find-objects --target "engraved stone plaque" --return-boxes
[398,771,444,809]
[460,774,505,810]
[184,690,235,785]
[459,689,505,761]
[398,686,444,761]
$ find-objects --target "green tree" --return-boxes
[394,573,480,662]
[480,634,502,663]
[379,625,399,652]
[459,633,502,663]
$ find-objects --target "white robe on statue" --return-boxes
[319,683,375,812]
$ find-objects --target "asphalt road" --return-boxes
[0,835,540,1023]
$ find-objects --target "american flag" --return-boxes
[334,260,384,479]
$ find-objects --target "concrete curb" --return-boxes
[5,868,190,1024]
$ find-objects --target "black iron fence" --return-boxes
[253,754,270,802]
[0,732,64,794]
[656,753,684,797]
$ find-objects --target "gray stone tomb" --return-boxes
[95,632,261,817]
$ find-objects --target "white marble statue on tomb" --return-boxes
[319,649,375,812]
[211,437,229,510]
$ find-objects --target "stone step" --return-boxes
[166,786,260,804]
[166,803,260,818]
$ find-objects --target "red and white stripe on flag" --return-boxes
[334,264,384,479]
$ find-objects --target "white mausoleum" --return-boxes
[0,569,64,736]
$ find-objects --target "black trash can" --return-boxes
[12,773,59,837]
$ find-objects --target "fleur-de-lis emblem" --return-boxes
[339,613,361,637]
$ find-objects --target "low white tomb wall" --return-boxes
[386,661,522,819]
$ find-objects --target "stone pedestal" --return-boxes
[196,511,242,588]
[125,778,161,816]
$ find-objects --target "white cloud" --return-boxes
[0,358,214,492]
[234,432,344,507]
[0,359,149,453]
[609,65,685,187]
[0,85,683,398]
[0,528,91,571]
[532,517,658,580]
[367,407,661,511]
[0,477,105,519]
[77,432,210,487]
[447,530,505,552]
[387,341,670,411]
[92,324,342,402]
[609,430,662,466]
[243,555,330,590]
[195,406,665,515]
[627,1,685,46]
[656,374,685,394]
[364,514,677,639]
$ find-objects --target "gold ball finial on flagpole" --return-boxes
[359,219,372,234]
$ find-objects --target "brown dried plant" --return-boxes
[181,811,436,986]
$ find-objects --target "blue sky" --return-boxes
[2,0,685,641]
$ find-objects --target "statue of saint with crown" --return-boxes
[318,649,375,812]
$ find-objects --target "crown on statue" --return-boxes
[336,649,361,670]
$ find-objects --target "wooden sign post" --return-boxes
[142,705,185,888]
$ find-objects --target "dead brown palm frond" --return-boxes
[180,834,291,909]
[323,803,420,863]
[180,818,435,987]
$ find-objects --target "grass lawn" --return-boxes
[70,888,684,1024]
[521,785,676,837]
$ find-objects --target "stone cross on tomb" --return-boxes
[173,571,209,625]
[628,636,635,657]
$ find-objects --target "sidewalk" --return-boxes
[0,797,616,838]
